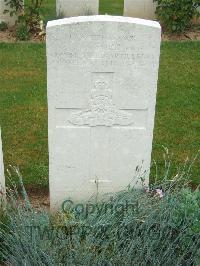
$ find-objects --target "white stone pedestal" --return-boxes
[56,0,99,17]
[124,0,156,20]
[0,0,15,26]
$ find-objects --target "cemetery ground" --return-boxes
[0,2,199,265]
[0,0,199,209]
[1,0,200,42]
[37,0,124,21]
[0,0,125,42]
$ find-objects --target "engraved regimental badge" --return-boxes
[69,78,134,127]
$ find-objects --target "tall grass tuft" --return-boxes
[0,155,199,265]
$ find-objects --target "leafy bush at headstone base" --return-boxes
[0,21,8,31]
[154,0,200,33]
[0,160,199,265]
[4,0,44,40]
[15,17,30,40]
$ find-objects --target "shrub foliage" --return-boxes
[154,0,200,33]
[4,0,44,40]
[0,21,8,31]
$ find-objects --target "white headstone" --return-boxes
[124,0,156,20]
[56,0,99,17]
[47,15,161,210]
[0,128,5,198]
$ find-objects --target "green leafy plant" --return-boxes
[23,0,43,34]
[16,18,30,41]
[154,0,200,33]
[4,0,44,40]
[0,21,8,31]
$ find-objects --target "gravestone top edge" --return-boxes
[47,15,161,29]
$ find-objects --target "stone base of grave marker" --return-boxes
[124,0,156,20]
[0,0,24,27]
[56,0,99,18]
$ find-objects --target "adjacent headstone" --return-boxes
[0,127,5,200]
[47,15,161,211]
[0,0,23,27]
[124,0,156,20]
[56,0,99,17]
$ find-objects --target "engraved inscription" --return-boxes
[69,78,134,127]
[51,50,152,66]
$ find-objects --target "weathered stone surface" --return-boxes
[0,0,23,26]
[47,15,161,210]
[0,127,5,197]
[124,0,156,20]
[56,0,99,17]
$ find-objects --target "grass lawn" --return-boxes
[99,0,124,15]
[0,42,199,187]
[0,44,48,186]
